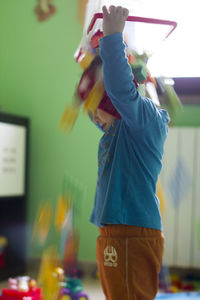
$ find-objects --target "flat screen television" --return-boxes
[0,112,29,279]
[0,114,29,198]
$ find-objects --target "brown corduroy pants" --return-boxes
[96,225,164,300]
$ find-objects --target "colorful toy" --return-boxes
[156,77,183,125]
[58,277,88,300]
[57,177,88,298]
[159,269,200,295]
[59,12,180,133]
[37,246,61,300]
[77,0,88,27]
[59,102,80,133]
[32,202,52,245]
[32,175,88,299]
[0,276,42,300]
[55,194,72,232]
[59,32,154,132]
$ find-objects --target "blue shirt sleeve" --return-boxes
[99,33,157,129]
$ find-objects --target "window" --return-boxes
[84,0,200,78]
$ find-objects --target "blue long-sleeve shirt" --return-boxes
[90,33,170,230]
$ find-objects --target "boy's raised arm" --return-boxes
[100,6,156,128]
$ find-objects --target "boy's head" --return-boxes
[93,108,116,131]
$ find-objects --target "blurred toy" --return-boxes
[156,77,183,125]
[33,175,87,299]
[59,102,80,133]
[159,264,172,292]
[171,279,183,290]
[55,194,72,232]
[77,0,89,27]
[183,283,196,292]
[90,30,104,49]
[62,229,79,277]
[60,279,88,300]
[32,203,52,245]
[59,31,154,132]
[0,236,7,269]
[37,246,61,300]
[57,177,88,299]
[58,177,83,279]
[159,270,200,294]
[35,0,56,22]
[0,276,42,300]
[59,12,180,133]
[58,277,88,300]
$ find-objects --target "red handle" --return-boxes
[87,12,177,39]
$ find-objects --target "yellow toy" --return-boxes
[55,194,72,232]
[32,203,52,245]
[59,102,80,133]
[37,246,61,300]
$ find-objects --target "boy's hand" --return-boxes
[102,5,129,36]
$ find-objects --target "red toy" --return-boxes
[0,277,43,300]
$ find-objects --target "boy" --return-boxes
[89,5,170,300]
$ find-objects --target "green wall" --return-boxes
[0,1,200,263]
[0,0,101,262]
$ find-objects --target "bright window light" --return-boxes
[84,0,199,78]
[148,0,200,77]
